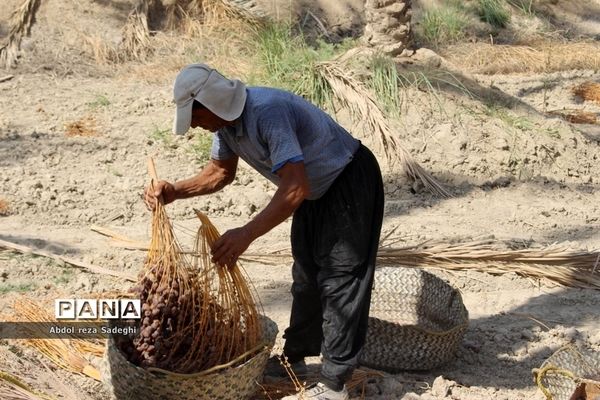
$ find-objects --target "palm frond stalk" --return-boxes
[314,61,450,198]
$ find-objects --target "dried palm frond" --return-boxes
[12,298,101,380]
[81,35,118,65]
[0,0,42,69]
[445,42,600,74]
[203,0,263,27]
[120,0,151,61]
[0,370,55,400]
[572,82,600,105]
[236,238,600,289]
[376,239,600,289]
[315,61,450,198]
[547,109,598,125]
[121,0,262,60]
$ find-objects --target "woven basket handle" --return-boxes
[533,365,577,400]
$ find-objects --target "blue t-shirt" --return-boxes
[211,87,360,200]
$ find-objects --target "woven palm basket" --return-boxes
[533,344,600,400]
[102,315,278,400]
[359,267,469,372]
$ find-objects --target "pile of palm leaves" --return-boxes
[120,0,262,61]
[11,298,102,380]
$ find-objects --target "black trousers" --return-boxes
[282,144,384,390]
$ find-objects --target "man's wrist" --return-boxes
[242,223,259,242]
[172,181,182,200]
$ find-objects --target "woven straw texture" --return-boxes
[360,267,469,372]
[534,345,600,400]
[102,315,278,400]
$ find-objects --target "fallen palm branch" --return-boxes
[314,61,450,198]
[89,226,600,289]
[0,370,55,400]
[243,239,600,289]
[12,298,102,380]
[0,238,136,281]
[0,0,42,69]
[375,239,600,289]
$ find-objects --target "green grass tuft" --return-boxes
[478,0,510,28]
[190,131,214,164]
[53,267,75,286]
[369,55,402,117]
[484,105,533,131]
[419,6,469,47]
[250,23,351,108]
[87,94,111,109]
[0,282,37,294]
[149,125,174,148]
[506,0,535,16]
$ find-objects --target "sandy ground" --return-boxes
[1,1,600,399]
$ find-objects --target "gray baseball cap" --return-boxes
[172,64,247,135]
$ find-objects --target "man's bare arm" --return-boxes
[174,156,239,198]
[144,156,238,209]
[243,161,309,241]
[210,161,310,267]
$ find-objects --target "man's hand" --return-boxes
[143,180,177,210]
[211,227,253,269]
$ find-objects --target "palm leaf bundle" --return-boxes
[192,210,262,366]
[125,159,261,373]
